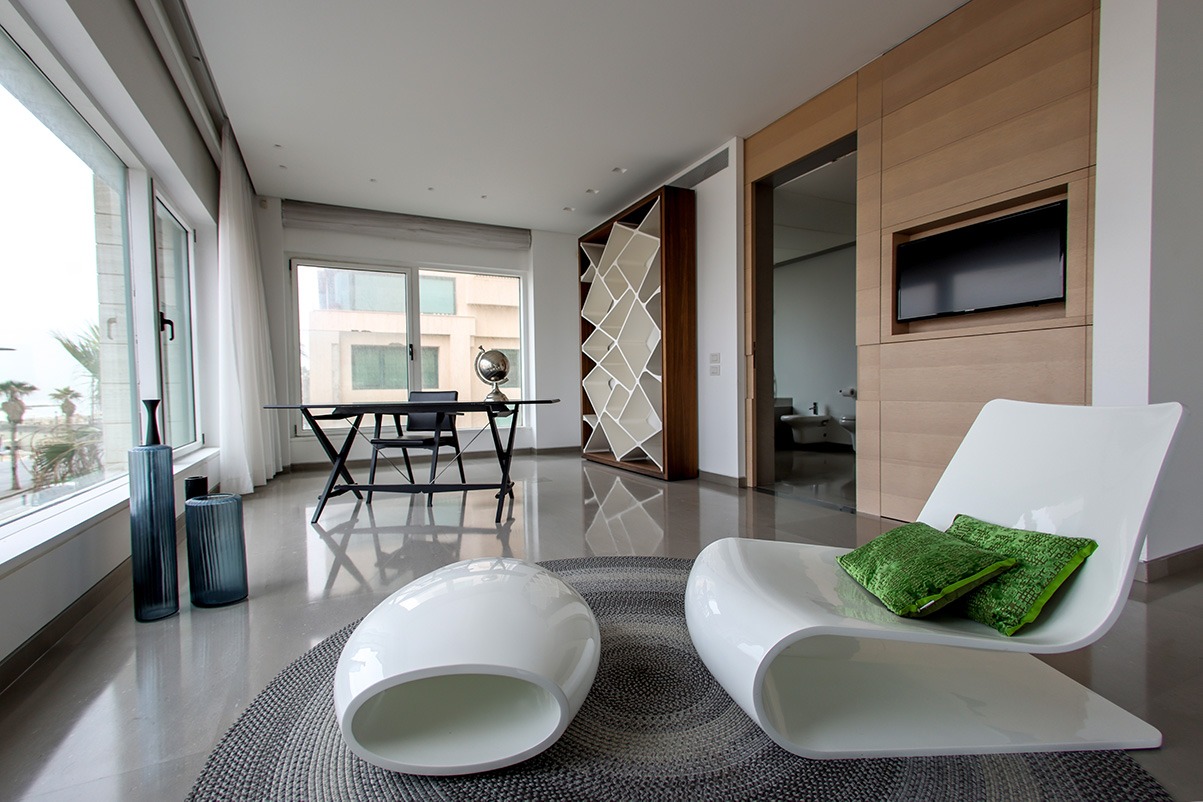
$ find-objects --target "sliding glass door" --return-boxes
[293,261,524,429]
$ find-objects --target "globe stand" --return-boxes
[475,345,512,403]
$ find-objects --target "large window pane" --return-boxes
[418,269,522,429]
[154,200,196,447]
[0,27,133,529]
[295,264,524,431]
[296,264,410,405]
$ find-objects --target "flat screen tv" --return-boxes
[895,200,1067,322]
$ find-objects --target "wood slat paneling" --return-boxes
[877,327,1087,518]
[881,89,1091,227]
[882,16,1092,169]
[745,76,857,182]
[856,345,882,515]
[880,0,1094,116]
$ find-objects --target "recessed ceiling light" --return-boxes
[278,164,287,169]
[611,167,627,174]
[563,206,575,212]
[427,187,435,191]
[273,143,283,149]
[585,188,599,195]
[481,195,488,199]
[369,178,377,183]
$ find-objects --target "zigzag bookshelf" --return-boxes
[578,186,697,480]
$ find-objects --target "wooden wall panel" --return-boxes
[880,89,1091,227]
[744,0,1098,502]
[856,345,882,515]
[882,16,1092,170]
[880,0,1094,115]
[745,76,857,182]
[878,327,1087,520]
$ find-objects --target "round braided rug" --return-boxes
[188,556,1171,801]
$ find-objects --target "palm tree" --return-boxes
[0,380,37,490]
[53,325,100,421]
[50,387,82,424]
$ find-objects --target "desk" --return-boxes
[266,399,558,523]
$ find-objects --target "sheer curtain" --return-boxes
[217,122,281,493]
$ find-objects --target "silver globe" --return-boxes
[475,346,510,401]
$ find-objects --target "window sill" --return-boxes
[0,448,219,579]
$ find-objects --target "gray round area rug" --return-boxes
[188,556,1172,801]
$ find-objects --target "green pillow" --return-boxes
[947,514,1098,636]
[837,522,1017,618]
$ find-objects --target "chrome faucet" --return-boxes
[809,402,819,414]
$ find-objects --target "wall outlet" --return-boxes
[709,352,721,363]
[709,365,721,376]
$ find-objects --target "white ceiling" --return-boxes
[183,0,965,235]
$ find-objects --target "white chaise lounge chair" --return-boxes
[686,399,1183,758]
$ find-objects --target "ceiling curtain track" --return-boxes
[281,200,532,251]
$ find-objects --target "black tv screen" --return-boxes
[895,201,1067,322]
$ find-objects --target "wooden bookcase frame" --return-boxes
[578,186,697,480]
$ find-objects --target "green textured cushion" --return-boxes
[947,514,1099,636]
[836,522,1017,618]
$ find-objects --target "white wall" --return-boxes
[677,139,745,480]
[1145,0,1203,561]
[772,247,857,444]
[529,230,583,449]
[254,206,581,465]
[1095,0,1203,561]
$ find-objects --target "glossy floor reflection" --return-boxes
[769,446,857,511]
[0,453,1198,801]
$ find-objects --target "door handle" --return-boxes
[159,310,175,341]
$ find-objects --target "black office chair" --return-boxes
[366,389,466,504]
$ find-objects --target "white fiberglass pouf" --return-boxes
[334,558,600,775]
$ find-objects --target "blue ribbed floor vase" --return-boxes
[188,556,1172,802]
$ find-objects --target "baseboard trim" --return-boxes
[1136,543,1203,583]
[698,470,743,488]
[0,557,131,695]
[0,505,199,696]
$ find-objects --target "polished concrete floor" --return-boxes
[0,452,1200,801]
[769,446,857,510]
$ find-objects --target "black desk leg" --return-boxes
[486,406,519,522]
[312,414,363,524]
[302,409,364,502]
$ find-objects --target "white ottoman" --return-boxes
[334,558,600,775]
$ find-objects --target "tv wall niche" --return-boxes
[578,186,698,480]
[895,200,1067,323]
[885,186,1087,341]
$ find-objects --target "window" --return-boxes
[421,346,440,388]
[154,200,197,447]
[418,269,522,429]
[351,345,407,390]
[296,263,411,405]
[419,275,456,315]
[0,26,134,528]
[295,263,523,428]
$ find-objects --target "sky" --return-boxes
[0,85,103,419]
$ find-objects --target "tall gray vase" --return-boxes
[129,399,178,622]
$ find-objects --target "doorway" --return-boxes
[751,137,857,510]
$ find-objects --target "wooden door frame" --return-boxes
[744,133,857,488]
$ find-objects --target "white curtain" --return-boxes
[217,122,281,493]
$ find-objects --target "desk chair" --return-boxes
[366,389,467,504]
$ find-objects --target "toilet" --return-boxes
[837,416,856,450]
[780,411,830,447]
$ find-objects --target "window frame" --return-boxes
[151,192,201,453]
[286,256,527,437]
[0,17,205,540]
